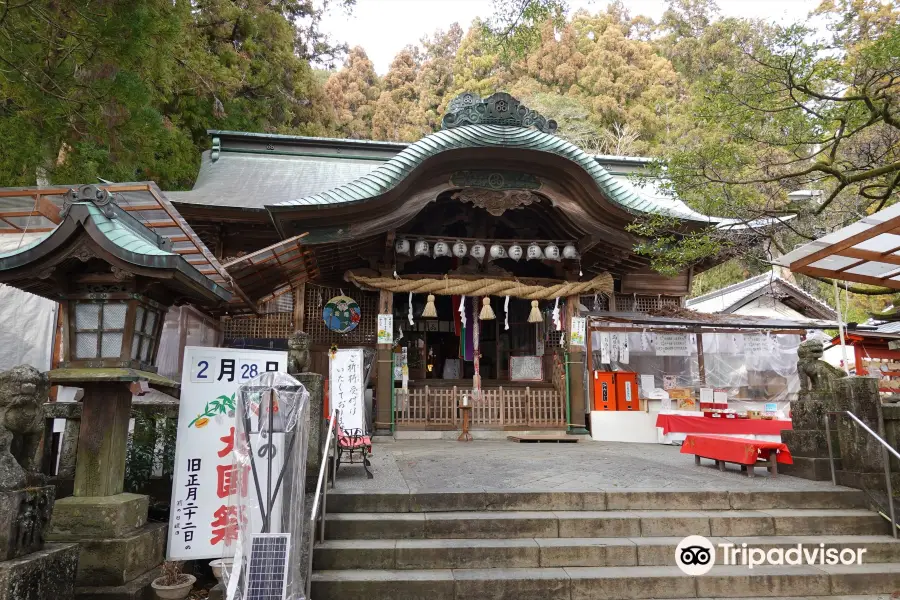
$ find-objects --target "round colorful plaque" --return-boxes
[322,295,361,333]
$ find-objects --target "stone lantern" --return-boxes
[0,185,231,597]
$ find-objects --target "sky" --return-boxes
[319,0,822,74]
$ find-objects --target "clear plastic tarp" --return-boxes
[590,324,802,415]
[222,371,310,600]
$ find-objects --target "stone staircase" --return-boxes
[311,489,900,599]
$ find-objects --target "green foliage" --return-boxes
[481,0,568,60]
[124,412,178,494]
[0,0,347,189]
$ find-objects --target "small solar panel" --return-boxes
[244,533,290,600]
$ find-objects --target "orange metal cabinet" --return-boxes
[615,372,639,411]
[592,371,617,411]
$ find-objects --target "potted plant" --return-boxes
[209,558,233,586]
[151,561,196,600]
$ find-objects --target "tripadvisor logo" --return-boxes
[675,535,868,575]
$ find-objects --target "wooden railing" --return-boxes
[395,384,565,429]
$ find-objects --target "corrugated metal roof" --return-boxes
[167,151,380,209]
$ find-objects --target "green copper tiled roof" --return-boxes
[272,124,720,223]
[0,203,176,260]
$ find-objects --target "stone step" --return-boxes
[310,563,900,599]
[327,489,867,513]
[313,535,900,570]
[323,509,892,540]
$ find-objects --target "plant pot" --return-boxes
[151,573,196,600]
[209,559,233,586]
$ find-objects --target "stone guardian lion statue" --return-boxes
[288,330,311,375]
[797,339,846,394]
[0,365,48,491]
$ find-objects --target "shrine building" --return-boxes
[0,92,772,436]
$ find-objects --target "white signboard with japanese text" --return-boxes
[654,333,692,357]
[168,347,287,561]
[329,348,366,434]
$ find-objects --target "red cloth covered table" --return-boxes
[681,434,793,465]
[656,413,792,436]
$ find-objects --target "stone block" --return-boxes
[638,511,710,537]
[329,491,410,513]
[834,377,885,474]
[778,456,835,481]
[296,372,324,493]
[0,486,54,560]
[479,491,587,511]
[557,512,640,538]
[75,566,159,600]
[727,490,864,510]
[606,490,729,510]
[310,569,454,600]
[453,567,570,600]
[396,539,539,569]
[49,494,148,540]
[324,513,424,540]
[566,566,695,599]
[74,522,166,586]
[708,512,775,537]
[765,509,891,536]
[0,542,78,600]
[695,565,831,597]
[791,391,834,431]
[424,512,557,539]
[821,562,900,595]
[314,540,396,570]
[780,429,837,457]
[537,538,637,567]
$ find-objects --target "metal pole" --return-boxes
[833,279,849,370]
[564,352,571,432]
[824,414,837,486]
[265,389,275,533]
[876,408,898,539]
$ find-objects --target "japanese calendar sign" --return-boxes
[570,316,586,347]
[329,348,365,434]
[168,347,287,560]
[377,314,393,344]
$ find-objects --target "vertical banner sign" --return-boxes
[168,347,287,561]
[570,317,586,347]
[377,314,393,344]
[329,348,366,434]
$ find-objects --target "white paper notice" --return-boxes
[700,388,714,404]
[654,333,691,356]
[609,332,620,363]
[620,336,629,364]
[640,374,655,395]
[714,390,728,405]
[599,332,611,364]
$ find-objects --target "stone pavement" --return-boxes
[333,439,841,492]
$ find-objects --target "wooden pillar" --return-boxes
[375,289,394,435]
[566,295,588,434]
[74,383,133,497]
[695,327,706,385]
[292,281,306,332]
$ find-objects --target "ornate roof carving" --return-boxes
[441,92,558,134]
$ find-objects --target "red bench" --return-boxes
[680,434,793,478]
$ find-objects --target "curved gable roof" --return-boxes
[270,124,722,224]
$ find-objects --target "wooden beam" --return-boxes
[35,195,61,224]
[786,266,900,290]
[792,222,900,270]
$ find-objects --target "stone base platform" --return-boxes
[0,542,78,600]
[779,455,835,481]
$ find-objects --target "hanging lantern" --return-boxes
[527,242,544,260]
[528,300,542,323]
[433,239,450,258]
[414,239,430,257]
[508,244,523,261]
[395,239,410,255]
[479,297,496,320]
[489,244,507,260]
[470,242,486,262]
[562,244,579,260]
[422,294,437,318]
[545,243,560,261]
[452,240,468,258]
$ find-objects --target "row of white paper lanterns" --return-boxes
[396,239,580,262]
